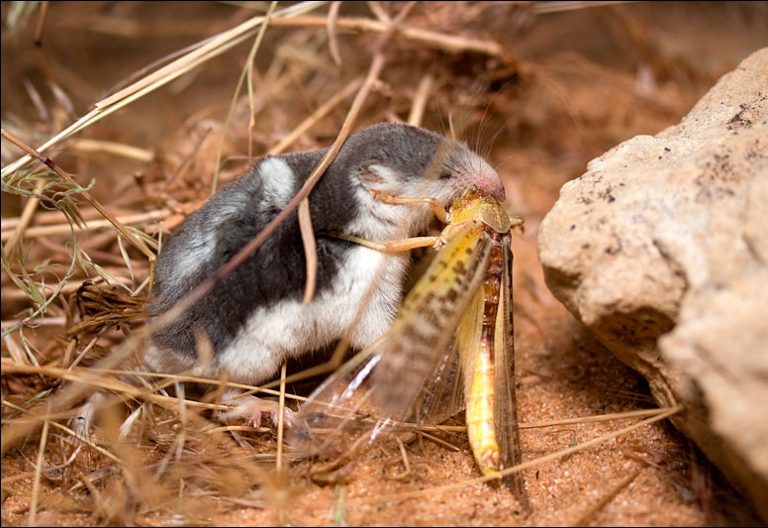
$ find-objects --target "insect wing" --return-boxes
[287,335,392,459]
[370,224,491,417]
[408,238,487,433]
[289,222,491,460]
[494,236,530,510]
[410,338,465,427]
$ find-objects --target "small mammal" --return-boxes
[145,123,505,411]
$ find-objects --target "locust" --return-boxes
[289,185,528,510]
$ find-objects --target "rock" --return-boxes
[537,48,768,518]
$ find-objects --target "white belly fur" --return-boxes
[215,245,408,384]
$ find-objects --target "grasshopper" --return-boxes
[289,186,528,510]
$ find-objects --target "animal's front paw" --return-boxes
[219,394,297,428]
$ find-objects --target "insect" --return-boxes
[289,185,529,510]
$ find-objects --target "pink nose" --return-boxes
[485,177,507,202]
[467,172,506,202]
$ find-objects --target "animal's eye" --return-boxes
[438,170,453,180]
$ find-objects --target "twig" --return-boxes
[276,363,288,472]
[417,430,461,452]
[519,408,671,429]
[28,406,50,526]
[2,277,133,303]
[408,74,433,127]
[299,199,318,303]
[2,207,142,230]
[33,1,49,46]
[268,15,512,60]
[70,366,307,402]
[367,1,391,23]
[327,1,343,65]
[66,138,154,162]
[0,317,66,330]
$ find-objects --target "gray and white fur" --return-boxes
[145,123,504,385]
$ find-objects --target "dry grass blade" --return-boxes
[66,139,154,162]
[2,207,145,230]
[2,179,45,257]
[520,408,670,429]
[534,1,633,14]
[408,74,433,127]
[327,1,343,66]
[0,209,171,242]
[340,407,674,435]
[267,16,512,59]
[28,409,50,526]
[367,1,391,23]
[93,2,314,110]
[299,198,318,303]
[276,363,288,472]
[417,430,462,452]
[33,1,50,46]
[0,362,231,414]
[89,368,306,402]
[3,277,133,304]
[572,467,643,526]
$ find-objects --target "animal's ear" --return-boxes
[357,161,403,194]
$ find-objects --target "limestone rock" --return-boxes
[538,48,768,518]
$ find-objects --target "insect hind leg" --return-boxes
[370,189,450,223]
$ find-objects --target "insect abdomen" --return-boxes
[466,241,505,474]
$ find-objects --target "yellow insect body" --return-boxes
[466,333,500,473]
[290,186,527,509]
